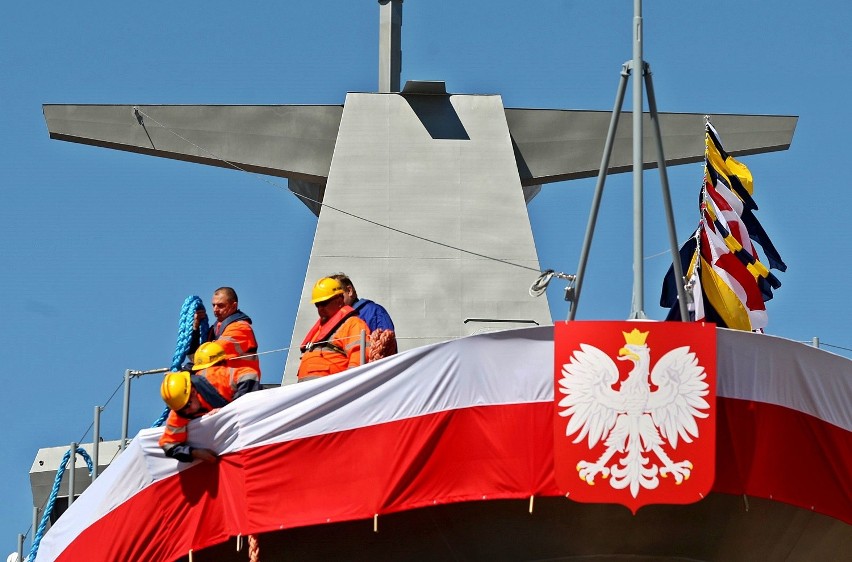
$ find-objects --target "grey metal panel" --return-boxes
[505,109,798,186]
[283,92,552,381]
[378,0,403,92]
[287,178,326,216]
[522,184,541,204]
[43,104,343,183]
[29,441,122,513]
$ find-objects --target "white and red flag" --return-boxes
[34,327,851,561]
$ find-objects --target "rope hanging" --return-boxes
[248,534,260,562]
[152,295,208,428]
[28,447,94,562]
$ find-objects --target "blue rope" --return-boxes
[152,295,208,428]
[171,295,209,370]
[151,406,171,429]
[28,447,94,562]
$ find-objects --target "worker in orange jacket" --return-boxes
[297,277,370,382]
[159,341,261,462]
[189,287,260,374]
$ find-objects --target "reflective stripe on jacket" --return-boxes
[209,311,260,374]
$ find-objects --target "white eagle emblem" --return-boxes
[557,329,710,498]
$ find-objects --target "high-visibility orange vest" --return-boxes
[210,313,260,373]
[298,306,370,380]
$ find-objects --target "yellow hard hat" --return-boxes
[311,277,344,304]
[193,341,228,370]
[161,371,192,410]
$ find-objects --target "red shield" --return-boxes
[553,321,716,513]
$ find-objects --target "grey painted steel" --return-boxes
[29,441,122,513]
[120,369,130,451]
[67,443,76,508]
[504,109,797,185]
[42,105,797,190]
[42,103,797,382]
[570,61,692,322]
[32,506,38,550]
[92,406,101,482]
[288,178,326,216]
[631,0,646,318]
[43,104,344,184]
[282,92,552,382]
[17,534,23,562]
[645,65,689,322]
[568,68,630,321]
[378,0,403,92]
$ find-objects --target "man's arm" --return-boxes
[162,443,218,463]
[158,410,217,463]
[187,309,209,356]
[360,301,395,332]
[372,303,395,332]
[342,318,370,369]
[233,373,262,400]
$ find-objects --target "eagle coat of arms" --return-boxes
[553,321,716,512]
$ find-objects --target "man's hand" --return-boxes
[193,309,208,330]
[191,448,218,463]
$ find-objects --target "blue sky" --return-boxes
[3,0,851,552]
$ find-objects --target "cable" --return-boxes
[820,342,852,354]
[72,377,126,446]
[133,107,548,275]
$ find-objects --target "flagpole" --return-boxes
[569,0,690,322]
[630,0,646,319]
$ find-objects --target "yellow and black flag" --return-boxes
[661,121,785,331]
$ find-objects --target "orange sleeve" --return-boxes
[158,410,190,448]
[339,317,370,369]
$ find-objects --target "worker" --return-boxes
[159,341,261,462]
[189,287,260,374]
[330,273,398,359]
[297,277,370,381]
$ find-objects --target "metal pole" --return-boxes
[68,442,77,508]
[360,329,367,365]
[630,0,646,319]
[569,65,631,320]
[120,369,131,451]
[17,533,24,562]
[92,406,102,481]
[644,64,689,321]
[378,0,403,93]
[31,506,39,549]
[812,337,820,348]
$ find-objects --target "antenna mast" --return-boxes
[378,0,403,92]
[568,0,689,322]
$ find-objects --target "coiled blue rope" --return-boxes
[27,447,94,562]
[152,295,209,428]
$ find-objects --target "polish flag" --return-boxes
[35,327,852,561]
